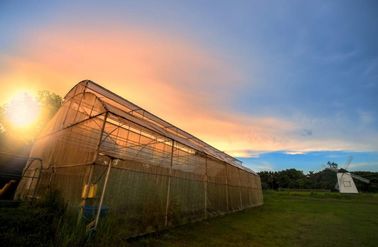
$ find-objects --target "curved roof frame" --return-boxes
[64,80,256,174]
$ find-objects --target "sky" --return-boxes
[0,0,377,172]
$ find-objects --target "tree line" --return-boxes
[258,167,378,192]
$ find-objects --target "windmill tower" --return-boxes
[327,156,370,194]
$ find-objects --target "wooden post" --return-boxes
[164,140,174,226]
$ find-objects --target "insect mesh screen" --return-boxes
[15,81,263,238]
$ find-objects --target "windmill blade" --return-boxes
[350,173,370,184]
[344,156,353,170]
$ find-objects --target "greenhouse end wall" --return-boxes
[15,80,263,237]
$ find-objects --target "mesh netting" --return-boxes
[15,80,263,237]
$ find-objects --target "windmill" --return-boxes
[326,156,370,193]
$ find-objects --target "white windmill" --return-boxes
[326,156,370,193]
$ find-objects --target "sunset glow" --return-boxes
[5,92,40,128]
[0,1,377,172]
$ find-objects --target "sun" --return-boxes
[5,91,40,128]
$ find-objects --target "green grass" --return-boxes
[127,191,378,247]
[1,191,378,246]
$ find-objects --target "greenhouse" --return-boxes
[15,80,263,236]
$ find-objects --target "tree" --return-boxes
[0,90,62,147]
[37,90,63,121]
[327,161,338,169]
[0,90,62,186]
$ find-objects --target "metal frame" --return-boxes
[66,80,252,173]
[17,80,263,235]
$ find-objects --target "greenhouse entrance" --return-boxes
[15,80,263,237]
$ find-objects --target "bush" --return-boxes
[0,190,69,246]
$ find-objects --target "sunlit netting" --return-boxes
[15,80,263,237]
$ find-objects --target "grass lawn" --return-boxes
[128,191,378,247]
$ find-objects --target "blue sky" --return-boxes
[240,151,378,173]
[1,1,377,172]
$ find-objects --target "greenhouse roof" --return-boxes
[65,80,255,174]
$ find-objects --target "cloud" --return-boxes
[285,151,306,155]
[0,24,300,157]
[1,23,378,161]
[0,25,245,105]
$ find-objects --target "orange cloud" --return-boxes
[1,25,377,157]
[1,26,244,109]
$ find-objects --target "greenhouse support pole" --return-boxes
[238,169,243,210]
[78,112,108,225]
[248,175,252,207]
[225,163,229,211]
[71,90,85,124]
[61,87,77,126]
[165,139,174,226]
[204,156,208,219]
[31,160,44,199]
[94,158,112,229]
[93,112,109,163]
